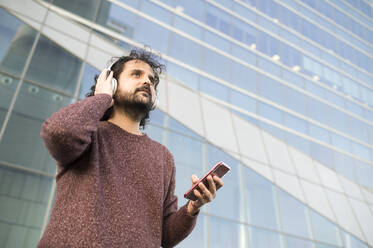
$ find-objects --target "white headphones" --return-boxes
[107,60,158,110]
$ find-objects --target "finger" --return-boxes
[213,176,224,190]
[193,190,204,207]
[191,175,199,184]
[98,69,109,81]
[198,182,212,201]
[207,175,216,197]
[107,70,113,82]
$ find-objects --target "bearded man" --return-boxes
[38,49,224,248]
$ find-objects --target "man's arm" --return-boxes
[40,93,112,167]
[40,69,114,167]
[161,164,199,248]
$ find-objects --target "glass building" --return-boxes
[0,0,373,247]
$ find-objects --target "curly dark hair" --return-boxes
[86,48,165,129]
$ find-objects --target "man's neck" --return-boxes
[107,108,143,135]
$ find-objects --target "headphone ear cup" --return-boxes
[112,78,117,94]
[151,94,159,110]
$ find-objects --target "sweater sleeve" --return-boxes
[40,94,112,168]
[161,159,199,248]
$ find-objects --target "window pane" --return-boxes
[311,210,342,246]
[310,142,334,168]
[173,16,203,39]
[249,226,282,248]
[0,10,38,77]
[308,123,330,144]
[203,30,230,51]
[284,113,307,134]
[201,48,230,82]
[25,34,82,95]
[79,63,99,100]
[96,2,136,38]
[167,131,203,168]
[230,90,256,114]
[52,0,100,20]
[177,0,205,22]
[169,34,201,68]
[0,73,19,127]
[286,235,314,248]
[167,62,199,90]
[209,217,247,248]
[133,17,170,54]
[244,167,279,230]
[258,74,283,105]
[0,82,72,173]
[231,63,257,93]
[168,116,202,140]
[278,189,311,239]
[199,77,229,102]
[177,215,207,247]
[208,148,244,221]
[334,152,355,181]
[258,102,282,124]
[0,167,53,247]
[140,0,172,24]
[283,86,306,115]
[145,124,166,145]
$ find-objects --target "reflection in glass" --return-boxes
[0,10,37,77]
[96,1,136,38]
[140,0,172,24]
[0,73,18,128]
[25,34,82,95]
[52,0,100,21]
[0,82,72,173]
[0,167,53,247]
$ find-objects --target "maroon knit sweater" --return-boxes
[38,94,198,248]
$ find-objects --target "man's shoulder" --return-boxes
[146,136,172,156]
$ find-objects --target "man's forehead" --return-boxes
[124,60,153,74]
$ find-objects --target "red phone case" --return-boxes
[184,161,231,201]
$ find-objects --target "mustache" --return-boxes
[135,85,151,96]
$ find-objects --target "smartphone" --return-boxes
[184,161,231,201]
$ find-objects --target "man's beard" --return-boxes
[113,86,153,122]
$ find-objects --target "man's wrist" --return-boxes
[186,201,200,216]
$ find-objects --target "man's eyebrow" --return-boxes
[131,69,155,82]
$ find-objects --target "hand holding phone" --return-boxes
[184,162,230,201]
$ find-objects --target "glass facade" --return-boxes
[1,0,373,247]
